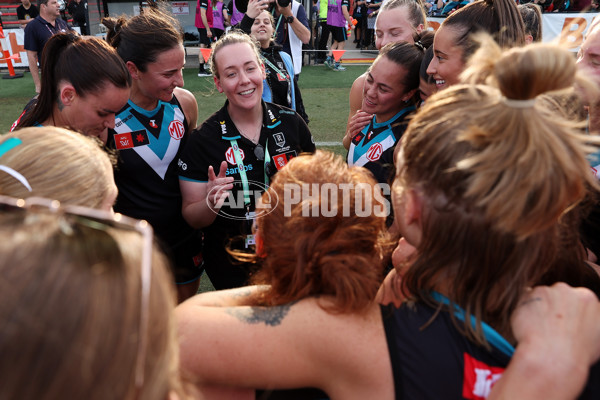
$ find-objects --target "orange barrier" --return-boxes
[0,25,24,79]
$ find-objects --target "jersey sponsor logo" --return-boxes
[225,146,245,165]
[462,353,504,400]
[114,130,150,150]
[168,120,185,140]
[272,150,297,171]
[149,119,158,129]
[267,108,277,123]
[273,132,286,147]
[366,142,383,162]
[220,120,228,136]
[178,158,188,171]
[115,114,133,128]
[225,163,253,176]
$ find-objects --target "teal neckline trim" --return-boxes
[127,99,164,117]
[267,120,281,129]
[371,105,416,129]
[431,292,515,357]
[0,138,23,158]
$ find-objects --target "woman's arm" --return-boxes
[180,161,233,228]
[176,296,390,397]
[180,285,270,307]
[174,87,199,132]
[489,283,600,400]
[344,73,372,149]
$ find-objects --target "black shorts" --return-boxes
[330,25,347,43]
[160,229,204,284]
[198,27,212,46]
[213,28,225,41]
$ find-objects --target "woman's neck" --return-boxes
[374,106,408,125]
[45,106,67,129]
[129,85,158,111]
[228,103,263,142]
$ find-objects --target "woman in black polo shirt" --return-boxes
[179,31,315,290]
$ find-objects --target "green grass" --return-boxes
[0,64,369,293]
[1,65,369,157]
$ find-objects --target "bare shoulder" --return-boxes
[349,72,368,113]
[174,87,198,130]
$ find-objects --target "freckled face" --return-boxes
[213,42,266,112]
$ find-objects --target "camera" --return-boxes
[235,0,290,13]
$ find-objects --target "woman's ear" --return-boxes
[59,84,77,107]
[126,61,140,80]
[401,88,418,102]
[401,188,423,246]
[213,75,224,93]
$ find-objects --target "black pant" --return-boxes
[317,20,330,61]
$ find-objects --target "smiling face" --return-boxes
[251,10,275,48]
[374,6,421,50]
[426,25,466,91]
[362,56,410,123]
[577,25,600,87]
[213,42,266,113]
[133,44,185,105]
[60,82,130,142]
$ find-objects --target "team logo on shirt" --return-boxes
[113,130,150,150]
[225,146,245,165]
[273,132,286,147]
[168,120,185,140]
[272,150,297,171]
[462,353,504,400]
[366,142,383,162]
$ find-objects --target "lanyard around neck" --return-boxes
[431,291,515,358]
[261,55,290,83]
[230,138,271,206]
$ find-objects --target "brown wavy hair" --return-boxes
[395,41,600,345]
[236,151,391,314]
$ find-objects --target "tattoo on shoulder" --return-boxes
[231,288,254,299]
[226,301,298,327]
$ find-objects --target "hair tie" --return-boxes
[0,166,32,192]
[0,138,32,192]
[414,41,425,51]
[501,96,536,108]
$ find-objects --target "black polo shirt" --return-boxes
[24,15,70,64]
[179,100,315,289]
